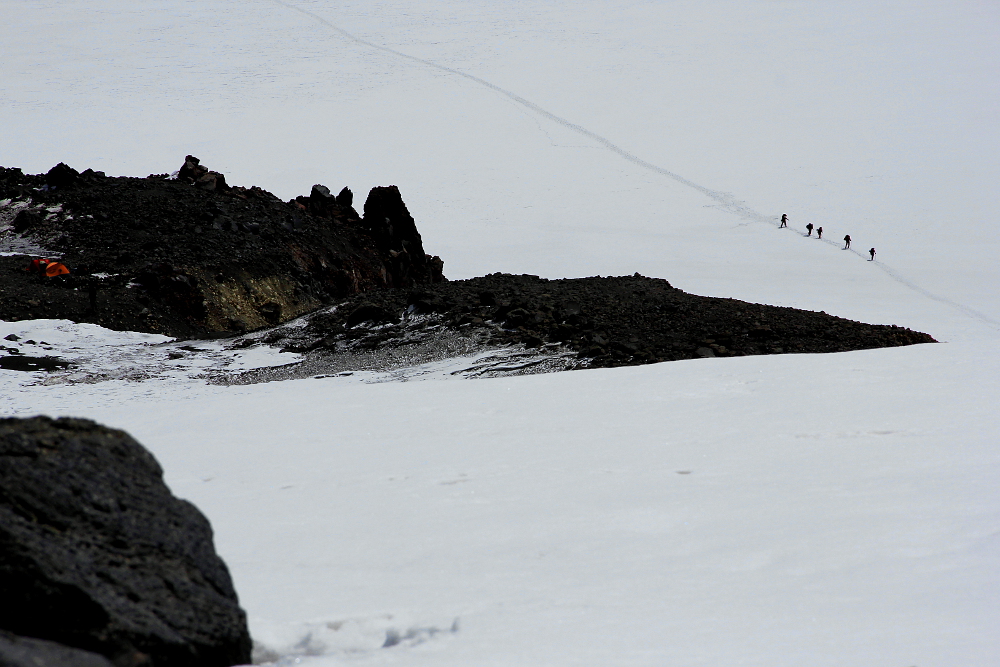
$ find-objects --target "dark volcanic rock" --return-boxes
[0,417,251,667]
[45,163,80,190]
[361,186,439,287]
[10,208,43,234]
[0,355,71,372]
[177,155,227,191]
[267,273,936,370]
[0,630,115,667]
[0,157,445,337]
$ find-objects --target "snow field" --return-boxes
[2,0,999,664]
[3,341,998,665]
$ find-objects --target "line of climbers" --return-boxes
[779,214,875,261]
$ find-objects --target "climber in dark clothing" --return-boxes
[806,223,814,236]
[817,226,823,239]
[844,234,851,249]
[869,248,876,261]
[780,214,788,228]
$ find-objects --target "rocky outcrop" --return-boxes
[361,186,443,288]
[0,158,445,337]
[257,273,936,370]
[0,417,252,667]
[45,163,82,190]
[177,155,228,192]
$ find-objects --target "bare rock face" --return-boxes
[362,185,442,288]
[0,157,445,337]
[0,417,251,667]
[335,186,353,208]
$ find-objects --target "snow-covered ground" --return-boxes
[2,1,998,665]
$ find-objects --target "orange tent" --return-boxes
[26,258,51,273]
[44,261,70,277]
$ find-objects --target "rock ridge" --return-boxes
[224,272,935,381]
[0,158,444,337]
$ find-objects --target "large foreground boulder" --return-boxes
[0,417,251,667]
[0,630,114,667]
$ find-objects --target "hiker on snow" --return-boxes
[780,214,788,228]
[806,223,814,236]
[844,234,851,249]
[817,226,823,239]
[869,248,876,261]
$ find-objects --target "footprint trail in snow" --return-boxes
[272,0,998,329]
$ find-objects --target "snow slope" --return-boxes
[2,1,999,665]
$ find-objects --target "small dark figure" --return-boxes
[817,226,823,239]
[780,213,788,228]
[869,247,876,261]
[844,234,851,249]
[88,280,98,313]
[806,223,814,236]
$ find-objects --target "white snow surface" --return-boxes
[2,1,999,665]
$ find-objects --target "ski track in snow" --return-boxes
[791,232,999,329]
[273,0,999,330]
